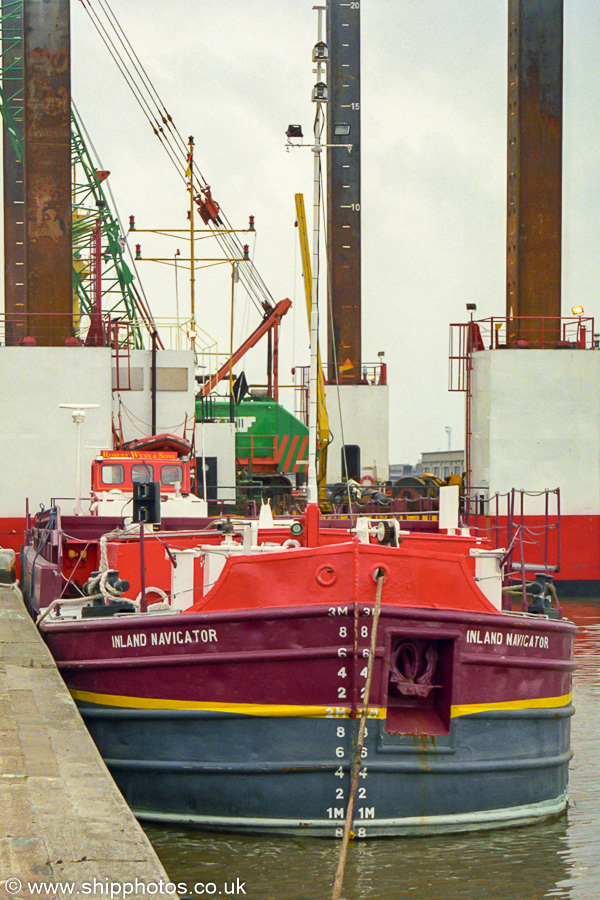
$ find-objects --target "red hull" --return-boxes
[484,514,600,594]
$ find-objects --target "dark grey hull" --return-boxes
[79,703,573,837]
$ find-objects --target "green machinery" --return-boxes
[197,394,309,512]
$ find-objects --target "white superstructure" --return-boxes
[470,348,600,516]
[0,346,196,517]
[324,382,389,484]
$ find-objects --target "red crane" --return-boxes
[200,299,292,399]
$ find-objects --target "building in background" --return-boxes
[416,450,464,481]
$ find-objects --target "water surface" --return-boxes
[145,599,600,899]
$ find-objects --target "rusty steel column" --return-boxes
[24,0,73,345]
[507,0,563,347]
[326,0,361,383]
[2,1,26,345]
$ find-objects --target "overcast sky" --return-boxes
[63,2,600,462]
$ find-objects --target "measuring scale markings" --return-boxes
[326,0,361,381]
[355,605,376,837]
[326,605,353,835]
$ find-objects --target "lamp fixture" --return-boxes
[313,41,329,62]
[312,40,328,61]
[334,123,351,136]
[312,82,328,102]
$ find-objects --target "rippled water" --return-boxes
[145,599,600,900]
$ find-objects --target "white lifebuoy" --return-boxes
[135,586,169,606]
[282,539,301,549]
[360,475,375,486]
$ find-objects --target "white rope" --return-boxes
[135,586,170,611]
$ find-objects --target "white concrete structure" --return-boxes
[0,347,113,516]
[0,346,197,517]
[470,349,600,516]
[112,348,196,444]
[194,421,236,503]
[324,383,389,483]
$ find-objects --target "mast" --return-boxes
[307,6,327,505]
[187,136,197,349]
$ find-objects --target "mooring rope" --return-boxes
[80,534,125,604]
[331,568,386,900]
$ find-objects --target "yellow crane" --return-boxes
[295,193,331,503]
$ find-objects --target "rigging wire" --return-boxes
[78,0,275,317]
[97,0,208,187]
[78,0,187,186]
[88,1,275,313]
[72,99,158,336]
[99,0,193,165]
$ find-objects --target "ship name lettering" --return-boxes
[465,629,505,645]
[465,629,550,650]
[144,628,218,647]
[466,629,483,644]
[506,632,548,649]
[111,632,147,649]
[484,631,503,645]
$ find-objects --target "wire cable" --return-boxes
[78,0,276,318]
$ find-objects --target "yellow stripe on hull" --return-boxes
[71,688,571,719]
[70,689,387,718]
[450,693,572,718]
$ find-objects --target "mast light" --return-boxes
[312,82,328,102]
[312,41,329,61]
